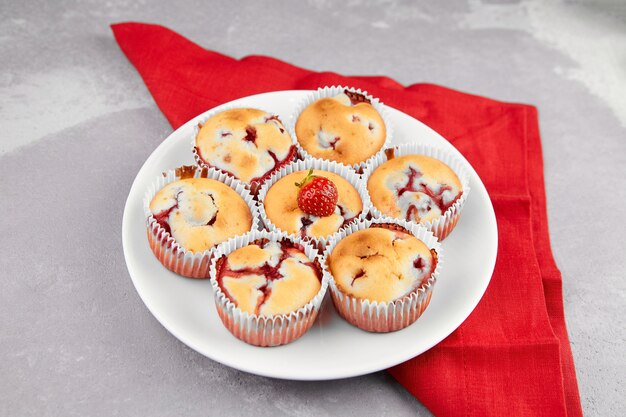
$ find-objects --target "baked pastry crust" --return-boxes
[295,93,386,165]
[215,240,322,316]
[195,108,295,184]
[264,169,363,239]
[149,178,252,253]
[367,154,462,223]
[328,227,436,302]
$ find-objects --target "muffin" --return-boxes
[215,240,321,316]
[294,88,387,166]
[367,152,465,239]
[262,166,364,242]
[211,231,327,346]
[146,167,255,278]
[328,226,436,303]
[194,108,296,191]
[323,219,441,332]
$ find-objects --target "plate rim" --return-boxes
[122,89,498,380]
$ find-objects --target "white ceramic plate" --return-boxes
[122,90,498,380]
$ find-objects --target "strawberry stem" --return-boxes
[294,169,315,188]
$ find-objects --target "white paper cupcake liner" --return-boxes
[209,229,329,347]
[362,143,471,241]
[191,103,299,194]
[256,157,371,251]
[322,217,442,333]
[143,165,261,279]
[288,86,393,172]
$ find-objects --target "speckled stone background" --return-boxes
[1,1,625,416]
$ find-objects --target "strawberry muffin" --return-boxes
[295,89,387,166]
[194,108,296,191]
[328,226,436,303]
[214,239,322,317]
[146,167,255,278]
[211,232,327,346]
[367,154,463,225]
[323,219,441,332]
[262,168,363,242]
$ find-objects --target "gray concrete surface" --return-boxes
[1,1,625,416]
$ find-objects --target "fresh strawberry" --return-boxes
[295,169,338,217]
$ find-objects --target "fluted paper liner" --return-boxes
[362,143,471,240]
[289,86,393,172]
[257,157,371,250]
[191,103,298,193]
[322,217,442,333]
[143,165,260,279]
[209,230,329,347]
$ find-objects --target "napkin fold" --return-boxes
[112,22,582,417]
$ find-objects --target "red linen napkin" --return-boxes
[112,22,582,417]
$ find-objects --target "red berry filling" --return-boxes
[252,145,297,185]
[264,115,286,134]
[153,203,177,236]
[396,167,423,197]
[327,136,340,150]
[347,244,437,290]
[351,269,366,286]
[413,256,425,270]
[414,254,435,280]
[194,144,297,187]
[344,89,371,106]
[216,240,322,315]
[153,190,182,235]
[412,252,438,288]
[297,203,359,238]
[336,204,358,227]
[299,216,315,238]
[352,114,375,133]
[395,167,461,222]
[195,115,295,187]
[242,126,257,146]
[152,190,219,237]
